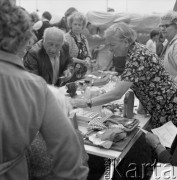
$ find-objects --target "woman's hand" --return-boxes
[72,57,90,67]
[83,60,90,67]
[72,57,85,64]
[70,98,88,108]
[145,132,161,148]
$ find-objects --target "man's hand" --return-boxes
[72,57,90,67]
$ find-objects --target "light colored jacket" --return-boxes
[0,50,88,180]
[164,34,177,78]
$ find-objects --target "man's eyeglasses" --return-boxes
[159,24,174,28]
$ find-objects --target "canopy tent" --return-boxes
[86,11,161,44]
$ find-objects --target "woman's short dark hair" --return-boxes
[64,7,77,17]
[150,29,160,39]
[0,4,32,53]
[30,12,40,23]
[42,11,52,21]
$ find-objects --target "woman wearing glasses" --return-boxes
[71,22,177,130]
[160,11,177,82]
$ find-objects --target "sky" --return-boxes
[16,0,176,18]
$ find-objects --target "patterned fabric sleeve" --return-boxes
[120,43,158,84]
[120,54,145,83]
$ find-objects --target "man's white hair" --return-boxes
[43,26,65,42]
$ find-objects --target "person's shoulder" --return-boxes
[65,32,72,40]
[62,41,70,51]
[146,39,153,45]
[58,17,66,26]
[29,40,43,53]
[24,69,47,88]
[33,20,43,31]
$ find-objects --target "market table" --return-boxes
[79,112,150,179]
[59,80,151,179]
[78,113,150,159]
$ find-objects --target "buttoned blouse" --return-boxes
[164,34,177,78]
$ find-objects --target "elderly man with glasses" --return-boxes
[160,11,177,82]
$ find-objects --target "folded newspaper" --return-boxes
[152,121,177,148]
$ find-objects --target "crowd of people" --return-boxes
[1,0,177,179]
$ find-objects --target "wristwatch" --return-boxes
[86,99,92,108]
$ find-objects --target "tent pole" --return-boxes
[36,0,39,12]
[106,0,108,12]
[173,0,177,11]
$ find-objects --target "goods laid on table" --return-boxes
[71,108,100,123]
[86,115,140,149]
[71,106,140,150]
[68,71,139,149]
[66,82,78,97]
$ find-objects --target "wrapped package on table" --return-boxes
[87,115,140,149]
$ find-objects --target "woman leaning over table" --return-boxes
[71,22,177,129]
[65,11,91,82]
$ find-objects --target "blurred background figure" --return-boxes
[52,7,78,32]
[83,22,107,71]
[156,32,166,57]
[146,29,160,53]
[65,11,91,81]
[30,11,40,24]
[33,11,52,41]
[0,0,16,6]
[25,12,40,51]
[160,11,177,82]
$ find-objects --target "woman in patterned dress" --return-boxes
[65,11,91,82]
[71,22,177,129]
